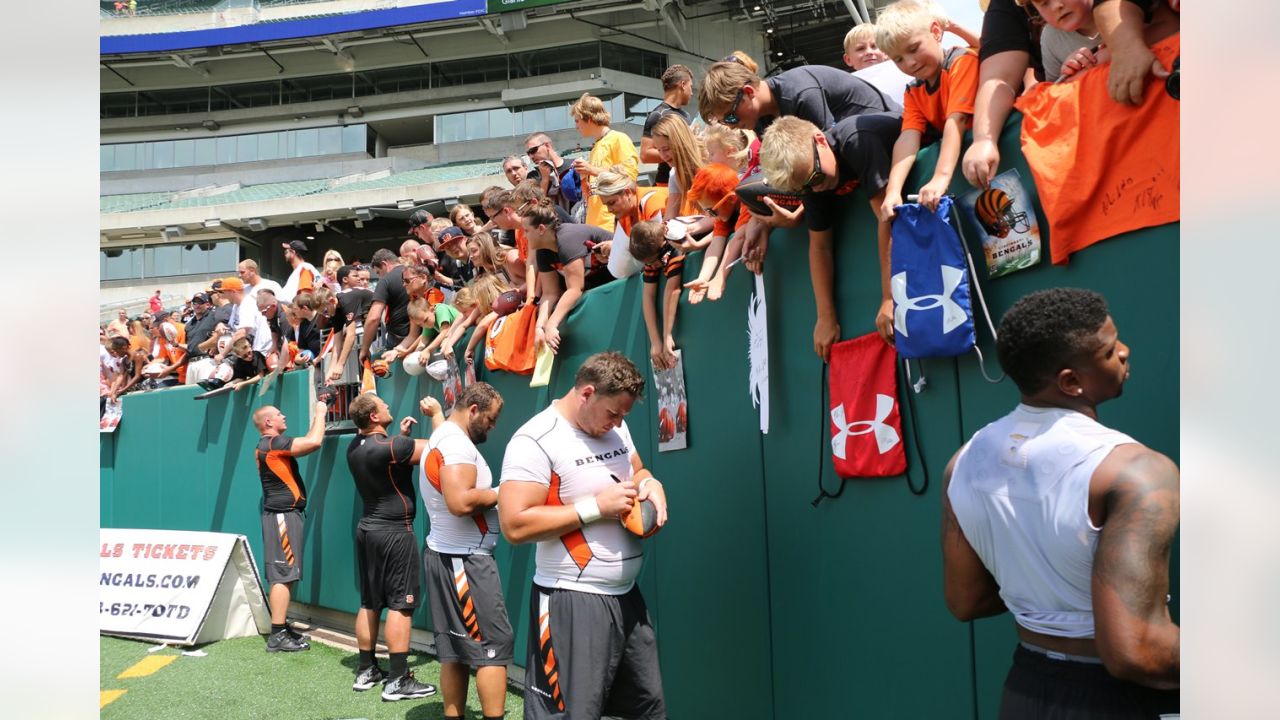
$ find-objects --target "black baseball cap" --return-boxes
[408,209,432,228]
[283,239,309,254]
[191,292,211,304]
[207,278,224,292]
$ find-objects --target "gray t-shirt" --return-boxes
[1041,27,1097,82]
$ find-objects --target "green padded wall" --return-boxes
[100,114,1177,719]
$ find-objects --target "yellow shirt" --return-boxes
[584,130,639,232]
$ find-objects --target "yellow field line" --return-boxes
[100,689,127,708]
[117,654,177,679]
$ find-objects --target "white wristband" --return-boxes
[574,497,602,525]
[638,477,654,494]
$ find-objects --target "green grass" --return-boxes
[101,634,524,719]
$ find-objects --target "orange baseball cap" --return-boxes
[220,277,245,291]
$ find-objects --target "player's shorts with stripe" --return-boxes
[999,643,1180,719]
[356,527,420,612]
[423,548,514,667]
[260,510,304,585]
[523,583,666,720]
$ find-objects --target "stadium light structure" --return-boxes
[354,208,374,221]
[203,218,221,228]
[201,119,220,131]
[397,199,415,209]
[247,218,268,231]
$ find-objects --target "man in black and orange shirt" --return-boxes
[345,393,438,702]
[252,399,329,653]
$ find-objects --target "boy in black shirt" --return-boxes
[759,113,902,357]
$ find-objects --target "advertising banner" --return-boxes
[100,528,270,645]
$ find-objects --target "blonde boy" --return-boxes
[760,113,902,352]
[875,0,979,219]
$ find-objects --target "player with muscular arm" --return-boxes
[942,288,1178,718]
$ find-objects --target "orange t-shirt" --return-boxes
[616,187,669,236]
[1015,33,1179,264]
[901,47,978,137]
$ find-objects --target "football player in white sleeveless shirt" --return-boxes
[943,289,1179,719]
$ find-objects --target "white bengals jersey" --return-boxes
[501,404,642,595]
[421,422,499,555]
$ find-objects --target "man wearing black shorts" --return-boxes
[252,399,329,652]
[500,351,670,720]
[346,392,438,702]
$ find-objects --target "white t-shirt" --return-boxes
[852,61,912,108]
[247,278,283,301]
[232,296,274,355]
[501,404,642,595]
[421,421,500,555]
[280,262,319,303]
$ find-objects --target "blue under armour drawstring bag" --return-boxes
[889,196,976,359]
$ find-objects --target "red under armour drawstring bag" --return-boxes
[828,333,907,478]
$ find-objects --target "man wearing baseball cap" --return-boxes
[408,210,436,257]
[279,240,319,303]
[184,292,222,385]
[224,277,274,356]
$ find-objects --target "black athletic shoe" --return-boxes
[352,664,386,691]
[381,671,437,701]
[284,622,310,642]
[265,628,310,653]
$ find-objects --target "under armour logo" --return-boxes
[831,395,900,458]
[891,266,966,337]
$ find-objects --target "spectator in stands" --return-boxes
[101,335,126,414]
[524,133,581,215]
[479,186,518,248]
[320,250,345,293]
[479,187,532,295]
[238,259,282,299]
[256,289,285,361]
[439,273,509,364]
[570,92,639,233]
[280,240,318,303]
[407,209,436,254]
[468,231,522,287]
[876,0,978,217]
[226,337,267,390]
[182,293,220,385]
[629,220,685,370]
[641,65,694,188]
[283,293,324,368]
[523,199,613,355]
[650,113,706,219]
[149,289,163,314]
[960,0,1173,189]
[436,226,476,290]
[222,277,274,358]
[128,318,151,354]
[107,308,130,339]
[760,112,902,355]
[843,23,915,105]
[128,0,136,17]
[681,162,745,304]
[146,313,187,388]
[592,165,668,280]
[698,56,900,136]
[501,156,529,188]
[107,336,147,404]
[326,264,375,385]
[359,248,413,364]
[449,204,482,236]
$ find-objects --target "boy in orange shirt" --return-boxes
[875,0,978,219]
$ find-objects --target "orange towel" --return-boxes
[1015,33,1179,265]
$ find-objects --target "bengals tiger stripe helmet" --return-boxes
[974,187,1029,239]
